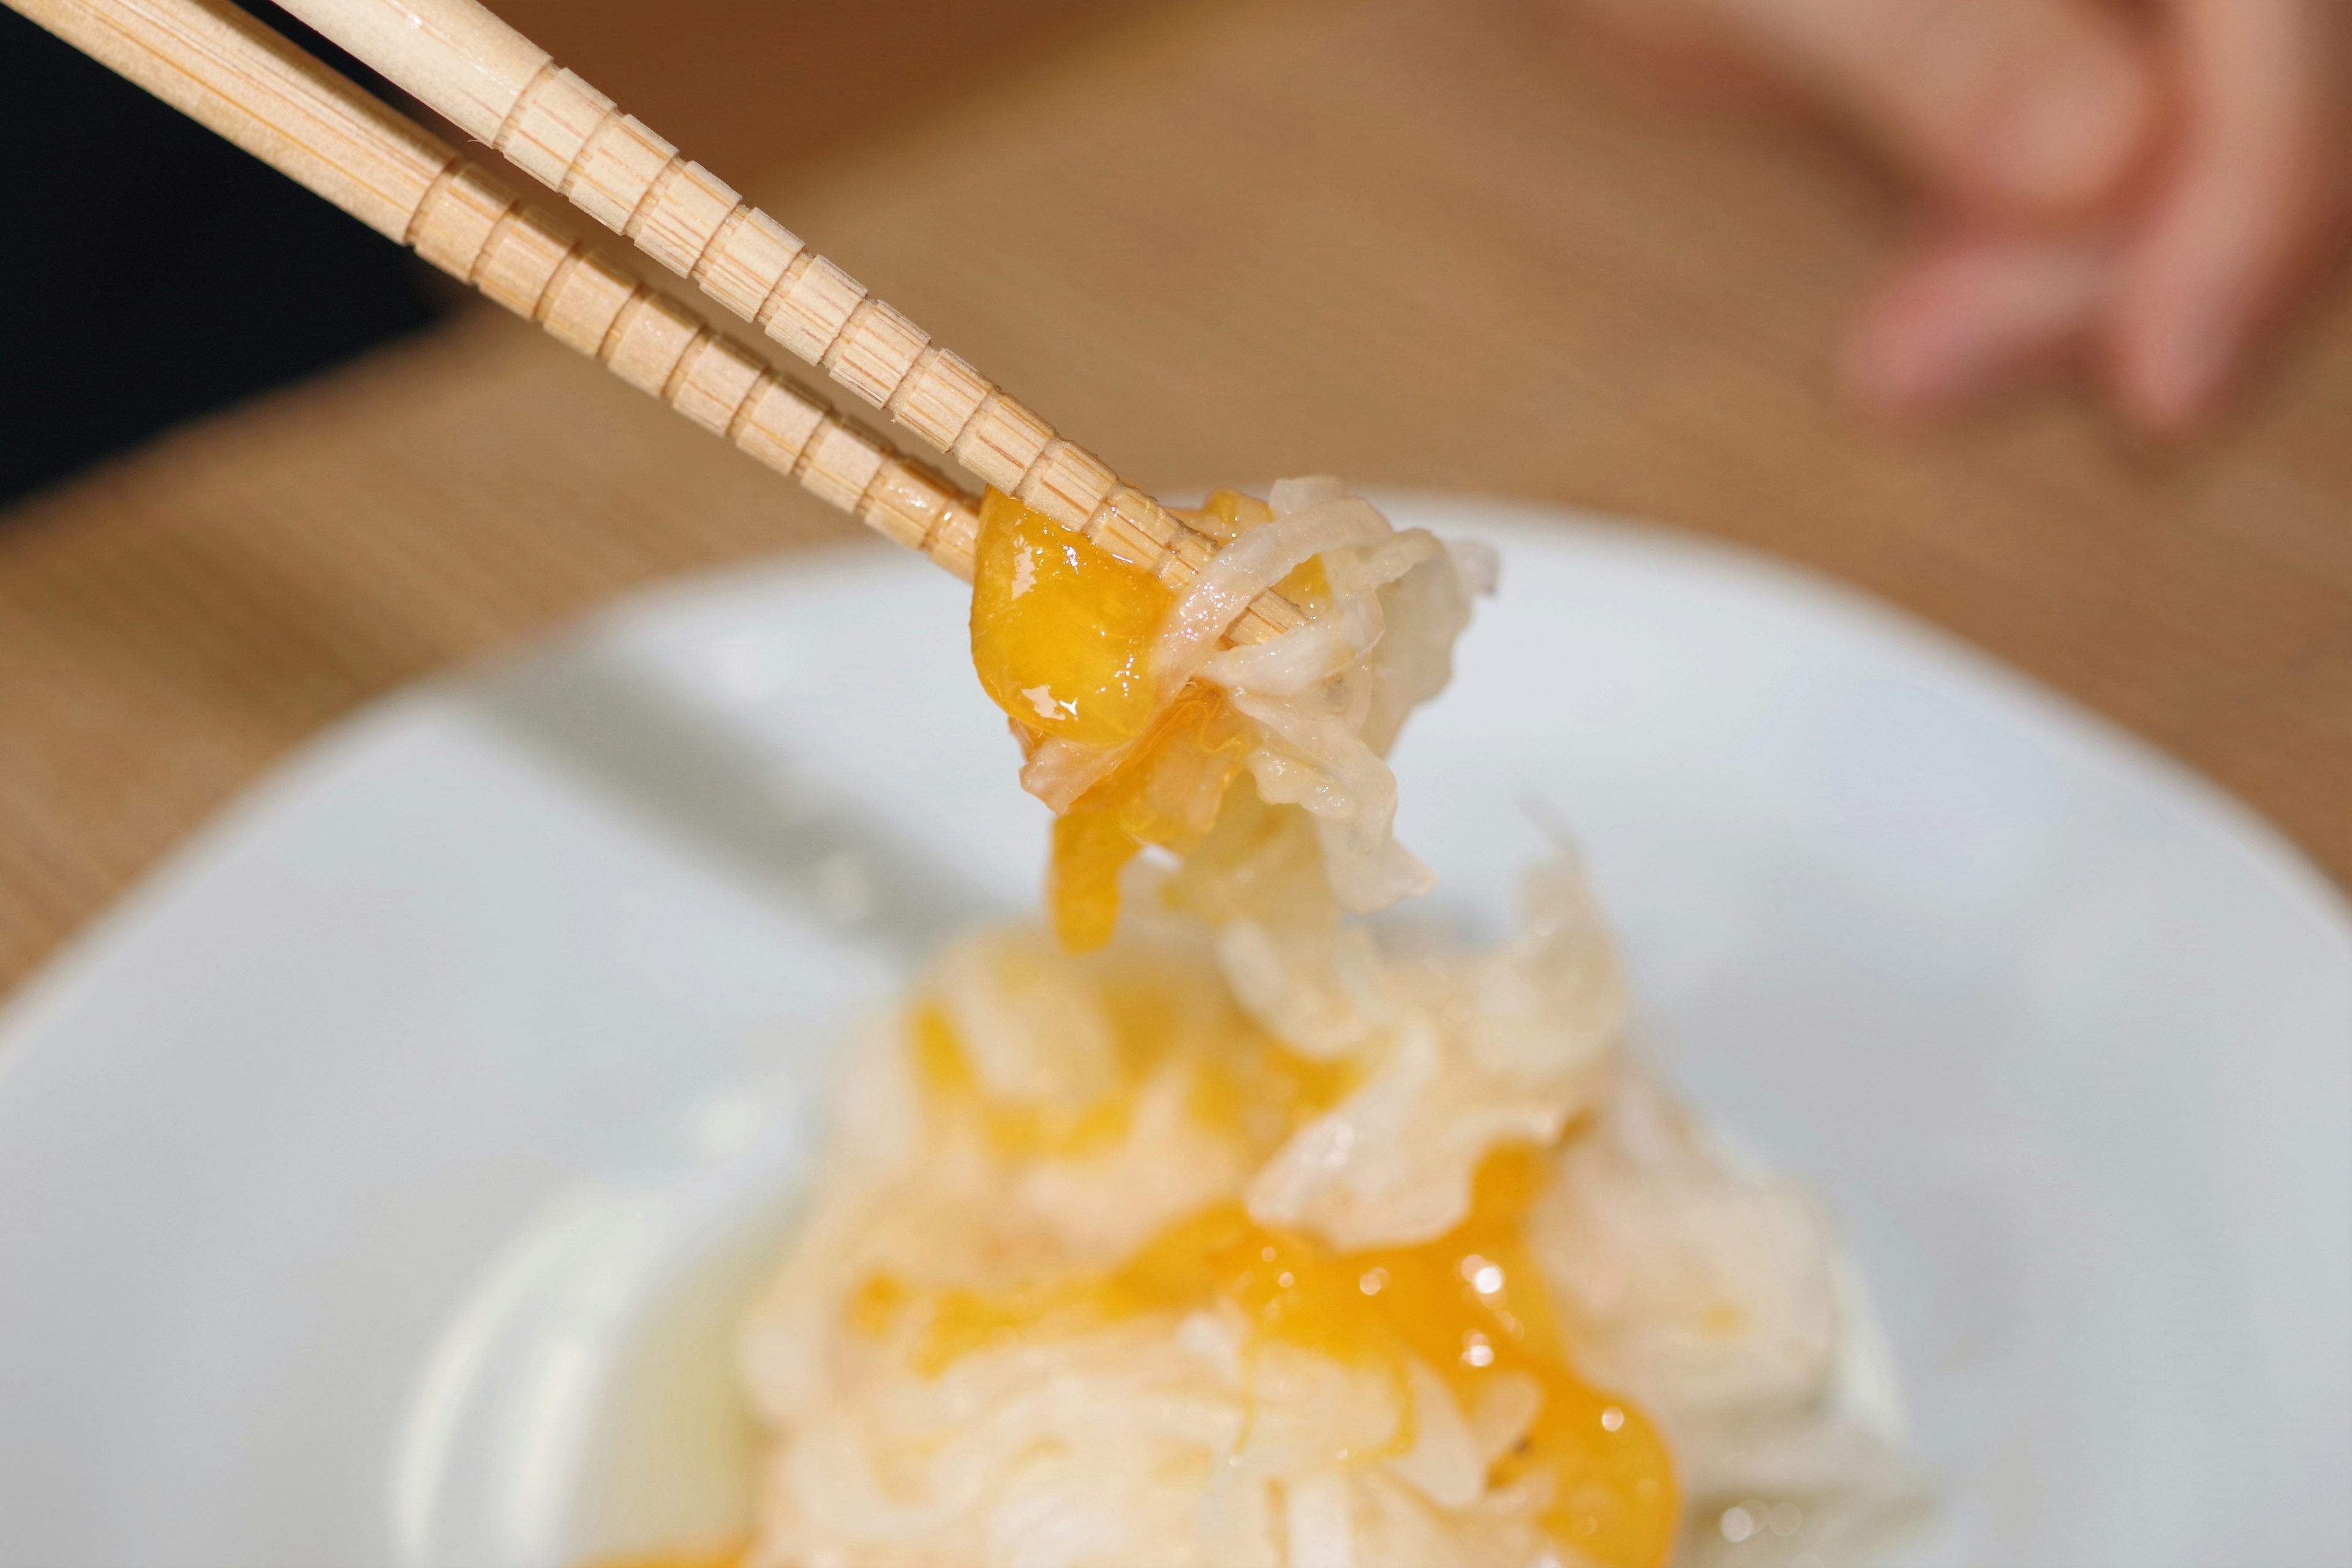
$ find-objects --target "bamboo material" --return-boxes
[4,0,2344,1006]
[6,0,1303,639]
[266,0,1298,638]
[6,0,985,579]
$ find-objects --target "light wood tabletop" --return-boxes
[2,0,2346,996]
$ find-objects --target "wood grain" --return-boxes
[12,0,1311,637]
[4,0,983,572]
[274,0,1278,624]
[0,0,2345,998]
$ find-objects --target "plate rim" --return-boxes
[6,492,2346,1087]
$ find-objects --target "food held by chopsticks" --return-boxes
[720,480,1926,1567]
[4,0,1928,1559]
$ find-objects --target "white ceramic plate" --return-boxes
[0,496,2345,1568]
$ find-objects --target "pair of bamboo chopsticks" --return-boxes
[9,0,1302,643]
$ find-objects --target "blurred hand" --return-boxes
[1559,0,2352,434]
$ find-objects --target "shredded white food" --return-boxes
[735,481,1926,1567]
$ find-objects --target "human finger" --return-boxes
[1845,221,2118,413]
[2105,0,2352,432]
[1708,0,2159,214]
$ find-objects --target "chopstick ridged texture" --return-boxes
[6,0,980,575]
[271,0,1302,639]
[10,0,1303,641]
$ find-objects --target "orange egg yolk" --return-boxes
[970,488,1169,748]
[862,994,1678,1568]
[1049,682,1251,951]
[590,1547,742,1568]
[909,960,1352,1161]
[973,486,1348,954]
[626,492,1677,1566]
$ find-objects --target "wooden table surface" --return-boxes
[2,0,2347,996]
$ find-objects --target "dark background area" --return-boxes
[0,5,445,507]
[0,0,1120,510]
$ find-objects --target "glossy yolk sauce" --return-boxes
[1049,684,1250,951]
[616,494,1679,1566]
[859,1003,1678,1568]
[970,487,1171,745]
[969,488,1329,953]
[592,1550,742,1568]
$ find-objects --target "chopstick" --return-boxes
[9,0,982,579]
[265,0,1245,593]
[7,0,1306,643]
